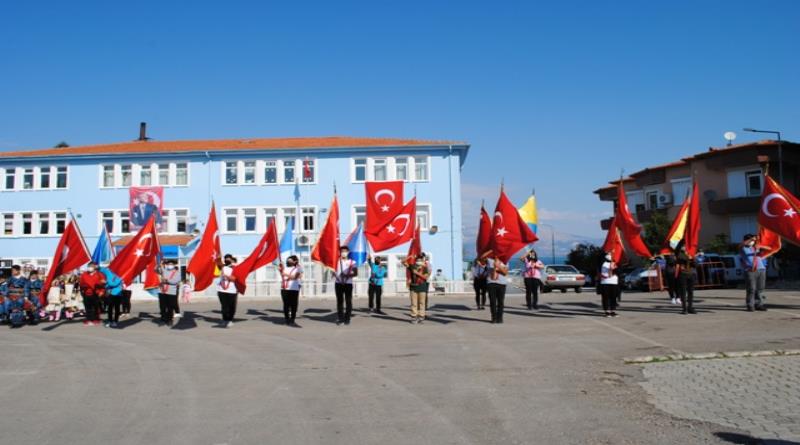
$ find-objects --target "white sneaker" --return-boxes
[226,321,234,328]
[671,298,676,305]
[174,313,182,319]
[677,299,682,305]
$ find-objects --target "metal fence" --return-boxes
[645,261,727,292]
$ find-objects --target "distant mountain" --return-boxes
[461,225,602,261]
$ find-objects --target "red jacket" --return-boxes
[79,272,107,297]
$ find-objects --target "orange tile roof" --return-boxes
[0,136,464,159]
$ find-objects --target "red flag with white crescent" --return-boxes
[366,197,417,252]
[487,190,538,262]
[758,174,800,246]
[312,194,341,271]
[476,204,492,258]
[602,217,626,264]
[41,219,92,305]
[615,181,652,258]
[187,203,222,291]
[232,219,280,294]
[365,181,405,234]
[109,215,160,285]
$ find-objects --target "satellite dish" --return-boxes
[724,131,737,146]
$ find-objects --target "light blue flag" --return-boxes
[180,235,201,257]
[91,225,114,265]
[345,223,368,266]
[280,217,295,262]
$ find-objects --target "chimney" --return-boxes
[138,122,148,141]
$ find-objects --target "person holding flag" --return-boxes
[217,254,239,328]
[739,234,768,312]
[471,258,488,310]
[366,255,387,314]
[406,252,431,324]
[100,266,124,328]
[278,255,303,327]
[520,250,544,310]
[79,262,106,326]
[599,252,619,317]
[486,256,509,324]
[334,246,358,326]
[674,241,697,315]
[157,259,182,327]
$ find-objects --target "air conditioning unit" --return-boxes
[296,234,312,247]
[658,193,673,207]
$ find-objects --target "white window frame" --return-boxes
[352,158,368,183]
[262,160,279,185]
[299,158,317,184]
[351,205,367,231]
[411,156,430,182]
[281,159,297,184]
[0,210,67,237]
[416,203,432,231]
[670,177,691,205]
[745,170,763,197]
[97,209,133,235]
[372,158,388,181]
[393,156,409,181]
[1,167,18,191]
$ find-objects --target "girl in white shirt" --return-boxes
[217,254,239,328]
[600,253,619,317]
[279,255,303,327]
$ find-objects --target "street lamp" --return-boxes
[743,128,783,184]
[538,223,557,265]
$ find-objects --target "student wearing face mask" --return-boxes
[158,260,182,327]
[599,253,619,317]
[79,262,107,326]
[334,246,358,325]
[674,242,696,315]
[739,234,767,312]
[279,255,303,327]
[486,256,509,324]
[406,254,431,324]
[216,254,239,328]
[520,250,544,310]
[367,255,387,314]
[99,266,124,328]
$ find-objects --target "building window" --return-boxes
[175,163,188,186]
[373,158,387,181]
[120,211,131,234]
[140,164,152,186]
[353,205,366,230]
[243,161,256,184]
[4,169,15,190]
[395,157,408,181]
[2,213,14,235]
[646,191,659,210]
[121,164,133,187]
[174,209,188,233]
[301,159,315,183]
[22,168,34,189]
[416,204,431,230]
[54,212,66,234]
[746,170,762,196]
[22,213,33,234]
[243,208,257,232]
[301,207,316,232]
[102,165,115,187]
[56,166,68,189]
[282,160,296,183]
[264,161,278,184]
[353,159,367,182]
[157,164,170,185]
[282,208,296,233]
[225,162,238,185]
[224,209,238,232]
[102,211,115,233]
[40,167,51,189]
[671,178,691,205]
[160,210,170,234]
[413,156,429,181]
[38,212,50,235]
[263,208,278,230]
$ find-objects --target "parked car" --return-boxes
[696,253,727,287]
[542,265,586,293]
[719,254,745,285]
[622,267,659,291]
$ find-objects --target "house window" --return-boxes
[413,156,429,181]
[373,158,387,181]
[746,170,762,196]
[671,178,691,205]
[263,208,278,230]
[243,161,256,184]
[56,167,68,189]
[646,191,659,210]
[22,168,34,189]
[174,209,188,233]
[22,213,33,234]
[3,213,14,235]
[102,165,115,187]
[264,161,277,184]
[40,167,51,189]
[175,163,188,186]
[224,209,238,232]
[243,208,257,232]
[395,157,408,181]
[121,164,133,187]
[301,207,316,232]
[4,169,15,190]
[157,164,170,185]
[140,164,152,186]
[160,210,170,233]
[38,212,50,235]
[416,204,431,230]
[353,205,366,229]
[283,160,296,183]
[301,159,315,183]
[102,211,115,233]
[120,211,131,234]
[54,213,66,234]
[283,208,297,233]
[353,159,367,182]
[225,162,238,185]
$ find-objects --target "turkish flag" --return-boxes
[407,224,422,263]
[758,175,800,245]
[602,217,626,264]
[488,190,538,263]
[365,181,405,234]
[109,215,161,285]
[615,182,652,258]
[684,181,701,256]
[757,226,782,260]
[187,203,222,291]
[312,194,341,271]
[143,257,160,289]
[232,219,279,294]
[367,197,417,252]
[476,204,492,258]
[42,220,91,305]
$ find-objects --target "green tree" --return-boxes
[642,211,670,255]
[567,243,604,273]
[705,233,734,254]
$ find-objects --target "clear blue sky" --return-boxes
[2,0,798,241]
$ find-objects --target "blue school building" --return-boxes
[0,128,469,296]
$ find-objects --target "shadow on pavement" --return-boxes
[171,311,199,330]
[40,318,82,331]
[505,309,573,319]
[304,312,340,324]
[429,304,471,312]
[714,431,799,445]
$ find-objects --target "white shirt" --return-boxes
[216,265,238,294]
[334,258,357,284]
[600,261,618,285]
[281,265,303,291]
[486,259,508,285]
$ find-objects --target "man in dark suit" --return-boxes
[131,191,162,228]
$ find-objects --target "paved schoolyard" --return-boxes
[3,288,799,445]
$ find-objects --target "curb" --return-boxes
[624,349,800,364]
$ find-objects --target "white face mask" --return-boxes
[88,267,96,273]
[605,255,612,261]
[166,265,175,271]
[341,252,348,259]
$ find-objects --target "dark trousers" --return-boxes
[473,278,487,308]
[524,277,540,309]
[281,289,299,323]
[158,293,178,323]
[217,292,237,322]
[106,295,122,323]
[601,284,618,312]
[334,283,353,322]
[677,274,694,312]
[487,283,506,323]
[83,295,100,321]
[368,284,382,310]
[664,271,676,299]
[121,290,132,313]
